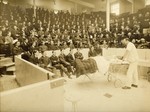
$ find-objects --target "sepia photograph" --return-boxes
[0,0,150,112]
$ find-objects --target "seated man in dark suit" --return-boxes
[74,48,85,77]
[38,51,56,73]
[13,41,23,55]
[30,50,39,65]
[0,30,5,54]
[88,46,97,57]
[58,49,74,75]
[66,49,75,66]
[20,38,31,52]
[50,50,72,79]
[39,42,48,53]
[94,43,102,56]
[74,48,84,60]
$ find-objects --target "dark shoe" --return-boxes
[131,84,138,88]
[61,75,64,77]
[122,86,131,89]
[68,76,72,79]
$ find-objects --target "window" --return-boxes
[111,3,120,15]
[145,0,150,6]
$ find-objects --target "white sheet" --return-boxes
[91,56,110,75]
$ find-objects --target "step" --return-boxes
[0,57,13,66]
[3,63,15,68]
[0,54,5,60]
[6,66,15,72]
[0,54,5,57]
[0,63,15,75]
[0,57,5,60]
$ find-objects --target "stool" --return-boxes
[65,93,82,112]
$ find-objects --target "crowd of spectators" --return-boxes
[0,2,150,57]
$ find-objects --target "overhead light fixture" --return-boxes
[3,1,8,4]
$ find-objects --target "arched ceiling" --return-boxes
[3,0,146,10]
[4,0,118,6]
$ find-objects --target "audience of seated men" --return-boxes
[50,50,72,79]
[1,2,150,58]
[38,51,56,74]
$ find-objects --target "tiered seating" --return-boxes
[0,54,5,59]
[0,57,15,75]
[0,2,150,54]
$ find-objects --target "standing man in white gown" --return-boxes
[121,37,139,89]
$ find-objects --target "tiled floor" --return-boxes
[64,72,150,112]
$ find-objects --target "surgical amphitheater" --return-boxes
[0,0,150,112]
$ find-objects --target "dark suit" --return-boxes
[20,42,31,51]
[39,56,55,73]
[39,56,50,68]
[94,46,102,55]
[50,55,70,77]
[30,54,39,65]
[66,53,75,66]
[21,52,31,61]
[13,46,23,55]
[88,50,97,57]
[59,53,73,73]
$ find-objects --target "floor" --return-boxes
[1,72,150,112]
[0,75,19,92]
[63,72,150,112]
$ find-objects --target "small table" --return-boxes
[106,60,129,88]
